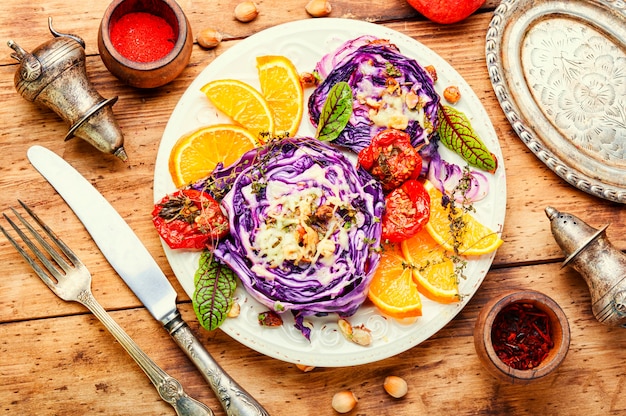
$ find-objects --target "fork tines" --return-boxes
[1,201,80,283]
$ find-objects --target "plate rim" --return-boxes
[486,0,626,204]
[155,17,507,366]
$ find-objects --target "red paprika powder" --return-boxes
[491,302,554,370]
[110,12,175,62]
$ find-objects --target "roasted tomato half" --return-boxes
[381,179,430,242]
[358,129,422,191]
[152,189,229,250]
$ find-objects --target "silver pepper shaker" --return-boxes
[8,17,127,161]
[546,206,626,327]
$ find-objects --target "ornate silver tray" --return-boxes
[486,0,626,203]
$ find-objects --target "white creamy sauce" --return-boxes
[245,156,358,286]
[355,61,428,131]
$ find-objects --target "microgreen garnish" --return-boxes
[192,251,237,331]
[315,81,353,142]
[437,103,498,173]
[385,61,402,77]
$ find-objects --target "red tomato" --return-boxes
[152,189,229,250]
[381,180,430,242]
[358,129,422,191]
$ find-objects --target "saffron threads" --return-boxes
[110,12,175,62]
[491,302,554,370]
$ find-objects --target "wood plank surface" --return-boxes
[1,1,625,415]
[4,264,626,415]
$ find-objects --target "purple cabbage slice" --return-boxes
[309,37,440,152]
[314,35,380,79]
[212,137,385,333]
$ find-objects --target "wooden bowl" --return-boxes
[474,290,570,384]
[98,0,193,88]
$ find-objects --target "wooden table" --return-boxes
[1,1,625,415]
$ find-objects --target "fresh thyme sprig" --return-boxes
[196,137,293,201]
[441,166,478,255]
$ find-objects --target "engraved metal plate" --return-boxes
[486,0,626,203]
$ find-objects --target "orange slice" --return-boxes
[424,180,503,256]
[200,79,274,141]
[401,229,460,303]
[168,124,258,188]
[368,242,422,319]
[256,55,304,138]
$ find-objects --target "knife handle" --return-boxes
[165,311,270,416]
[81,295,214,416]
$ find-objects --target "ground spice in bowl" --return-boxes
[98,0,193,88]
[110,12,175,62]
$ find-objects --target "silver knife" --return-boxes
[27,145,270,416]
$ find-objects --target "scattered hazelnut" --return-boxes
[331,390,357,413]
[305,0,332,17]
[383,375,408,398]
[296,364,316,372]
[234,1,259,22]
[443,85,461,104]
[197,28,223,49]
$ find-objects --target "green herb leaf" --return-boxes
[315,81,353,142]
[437,104,498,173]
[385,62,402,77]
[192,251,237,331]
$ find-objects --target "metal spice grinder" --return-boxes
[8,17,127,161]
[546,206,626,327]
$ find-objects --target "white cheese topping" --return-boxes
[244,161,357,286]
[355,61,429,133]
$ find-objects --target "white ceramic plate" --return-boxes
[154,18,506,367]
[486,0,626,203]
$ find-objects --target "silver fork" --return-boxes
[1,201,214,416]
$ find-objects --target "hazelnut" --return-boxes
[197,28,223,49]
[296,364,315,372]
[305,0,332,17]
[383,375,408,398]
[234,1,259,22]
[443,85,461,104]
[331,390,357,413]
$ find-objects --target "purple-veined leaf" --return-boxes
[192,250,237,331]
[315,81,353,142]
[437,104,498,173]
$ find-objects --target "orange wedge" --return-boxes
[368,242,422,319]
[424,180,503,256]
[168,124,258,188]
[200,79,274,141]
[401,229,460,303]
[256,55,304,138]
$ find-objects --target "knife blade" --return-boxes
[28,145,269,416]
